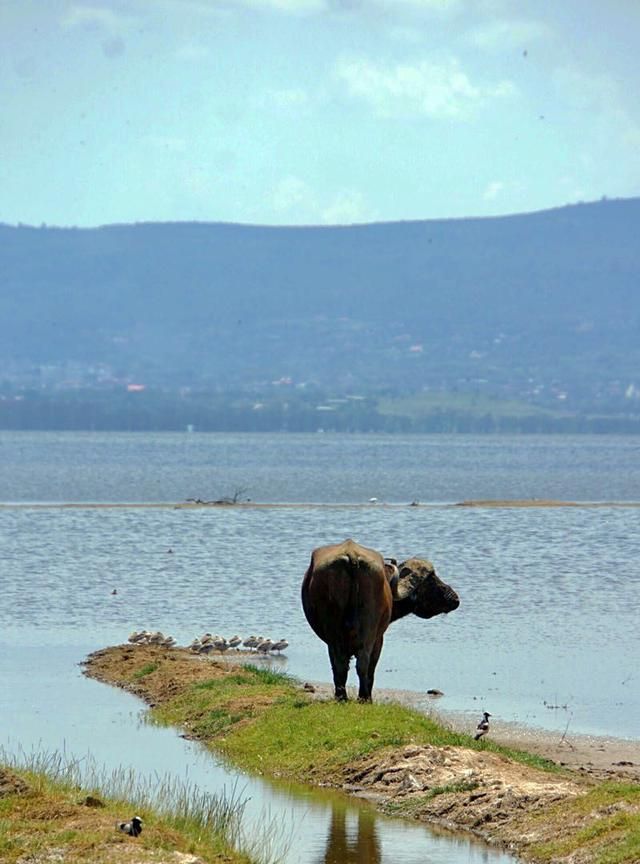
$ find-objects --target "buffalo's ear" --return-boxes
[384,560,399,597]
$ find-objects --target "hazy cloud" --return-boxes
[321,189,370,224]
[483,180,505,200]
[175,42,211,62]
[62,5,135,36]
[468,18,553,51]
[335,56,516,119]
[154,0,459,15]
[272,176,315,213]
[268,87,310,110]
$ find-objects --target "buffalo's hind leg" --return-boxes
[355,649,372,702]
[328,645,349,701]
[357,636,384,703]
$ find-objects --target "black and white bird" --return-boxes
[118,815,143,837]
[474,711,491,740]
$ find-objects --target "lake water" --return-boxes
[2,431,639,863]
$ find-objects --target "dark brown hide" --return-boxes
[301,539,394,702]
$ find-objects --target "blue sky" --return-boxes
[2,0,639,226]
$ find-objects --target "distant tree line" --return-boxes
[2,389,640,434]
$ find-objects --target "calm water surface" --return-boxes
[2,431,639,863]
[2,430,640,503]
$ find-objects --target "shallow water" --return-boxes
[2,431,639,863]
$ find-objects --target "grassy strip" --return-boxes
[0,750,280,864]
[149,664,556,778]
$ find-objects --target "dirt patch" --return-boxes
[342,742,583,846]
[82,645,231,706]
[0,766,30,797]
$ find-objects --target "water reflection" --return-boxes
[317,807,381,864]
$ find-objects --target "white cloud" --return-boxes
[483,180,505,201]
[272,176,316,213]
[270,178,373,224]
[321,189,371,224]
[334,56,516,119]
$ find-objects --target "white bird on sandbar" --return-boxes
[271,639,289,654]
[256,639,273,654]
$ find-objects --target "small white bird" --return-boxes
[474,711,491,741]
[117,815,143,837]
[256,638,273,654]
[213,637,229,653]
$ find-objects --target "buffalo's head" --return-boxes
[391,557,459,622]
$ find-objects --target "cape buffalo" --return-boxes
[301,539,459,702]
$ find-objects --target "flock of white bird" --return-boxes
[127,630,288,656]
[127,630,176,648]
[190,633,289,655]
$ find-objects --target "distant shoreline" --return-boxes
[2,499,640,510]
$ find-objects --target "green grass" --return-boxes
[148,665,557,780]
[377,391,558,420]
[131,661,159,679]
[528,783,640,864]
[0,748,290,864]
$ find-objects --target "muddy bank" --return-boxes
[82,645,640,863]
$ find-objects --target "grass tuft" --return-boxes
[131,662,159,680]
[0,747,290,864]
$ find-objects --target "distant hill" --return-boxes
[1,197,639,420]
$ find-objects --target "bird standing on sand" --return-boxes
[118,815,143,837]
[256,638,273,654]
[474,711,491,740]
